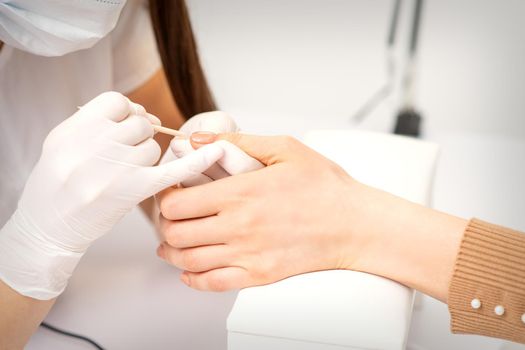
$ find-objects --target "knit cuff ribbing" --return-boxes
[448,219,525,344]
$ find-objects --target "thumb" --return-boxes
[143,143,225,197]
[191,132,300,165]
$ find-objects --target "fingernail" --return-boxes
[180,273,190,286]
[157,244,165,259]
[191,131,217,144]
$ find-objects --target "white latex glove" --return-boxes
[162,111,264,188]
[0,92,226,300]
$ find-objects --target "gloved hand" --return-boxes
[162,111,264,187]
[0,92,226,300]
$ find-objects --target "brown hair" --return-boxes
[149,0,216,120]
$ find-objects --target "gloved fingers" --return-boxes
[179,111,239,135]
[214,140,264,175]
[163,140,213,186]
[158,244,235,273]
[109,114,154,145]
[203,164,230,181]
[171,138,230,180]
[76,91,136,123]
[145,112,161,126]
[170,138,196,157]
[45,93,148,150]
[126,99,147,117]
[158,141,177,166]
[143,143,225,198]
[125,99,161,127]
[133,138,162,167]
[88,138,158,167]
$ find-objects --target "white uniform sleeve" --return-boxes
[109,0,162,94]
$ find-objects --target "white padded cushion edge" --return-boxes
[228,270,414,349]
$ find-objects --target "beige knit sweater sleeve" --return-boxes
[448,219,525,344]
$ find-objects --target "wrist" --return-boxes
[340,182,467,302]
[0,210,84,300]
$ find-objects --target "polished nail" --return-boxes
[191,131,217,144]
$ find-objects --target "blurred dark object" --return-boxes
[394,0,424,138]
[393,108,422,137]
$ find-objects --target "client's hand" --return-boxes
[157,134,365,291]
[158,133,466,301]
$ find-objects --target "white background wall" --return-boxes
[187,0,525,140]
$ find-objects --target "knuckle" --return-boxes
[100,91,130,114]
[251,269,268,283]
[277,135,298,147]
[100,91,127,105]
[164,249,180,267]
[207,275,229,292]
[230,133,243,144]
[158,216,170,240]
[126,115,152,138]
[137,115,154,131]
[165,224,183,247]
[220,132,242,145]
[250,255,275,282]
[100,90,125,102]
[159,196,177,219]
[181,250,200,271]
[236,214,256,236]
[141,138,161,161]
[164,229,179,248]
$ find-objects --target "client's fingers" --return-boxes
[159,215,232,248]
[158,175,240,220]
[181,267,251,292]
[159,244,235,273]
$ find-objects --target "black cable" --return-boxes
[40,322,105,350]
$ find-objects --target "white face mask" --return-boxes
[0,0,127,57]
